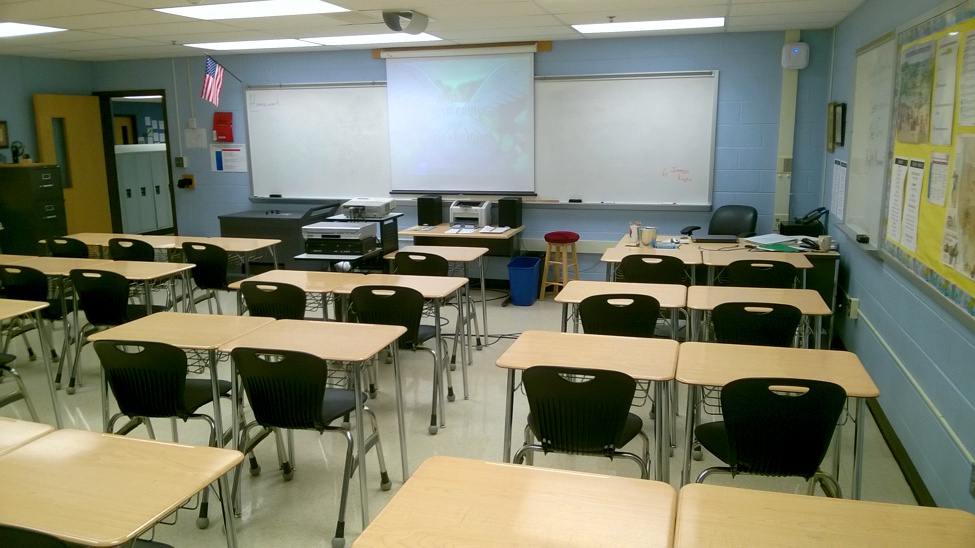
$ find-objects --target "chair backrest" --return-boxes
[109,237,155,262]
[240,281,306,320]
[45,237,89,258]
[349,285,425,349]
[0,525,71,548]
[708,205,758,237]
[69,269,132,326]
[181,242,229,291]
[231,347,330,432]
[711,302,801,347]
[579,293,660,338]
[394,251,449,277]
[523,366,637,456]
[93,340,191,420]
[0,264,49,301]
[726,259,797,289]
[720,377,846,478]
[619,254,686,285]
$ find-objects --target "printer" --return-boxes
[342,198,396,219]
[302,221,378,255]
[449,200,491,227]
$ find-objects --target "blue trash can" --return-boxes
[508,256,541,306]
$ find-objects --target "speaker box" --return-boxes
[498,196,523,228]
[417,195,442,226]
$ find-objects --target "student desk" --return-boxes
[686,285,832,348]
[0,417,53,456]
[496,330,678,482]
[554,279,687,338]
[65,232,180,256]
[0,299,58,426]
[91,260,194,314]
[675,482,975,547]
[676,342,880,499]
[701,248,813,286]
[0,253,34,265]
[87,312,274,452]
[218,319,407,528]
[228,269,365,320]
[600,236,704,282]
[355,455,677,547]
[178,236,281,276]
[0,429,243,547]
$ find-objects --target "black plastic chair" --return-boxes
[64,269,166,394]
[350,285,452,435]
[579,293,660,339]
[695,377,847,497]
[109,237,156,262]
[45,237,89,258]
[512,365,650,478]
[231,347,391,548]
[240,281,306,320]
[726,259,797,288]
[682,204,758,238]
[0,352,40,421]
[394,251,449,276]
[181,242,240,314]
[93,340,233,529]
[619,254,687,285]
[711,302,801,347]
[0,264,73,362]
[0,524,174,548]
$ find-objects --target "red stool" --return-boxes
[540,231,580,299]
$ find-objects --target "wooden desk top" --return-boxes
[0,417,53,456]
[0,429,242,547]
[676,342,879,397]
[19,256,110,276]
[702,248,813,269]
[497,330,678,382]
[332,273,468,299]
[601,244,704,266]
[674,483,975,547]
[0,298,49,322]
[228,269,364,293]
[66,233,179,249]
[554,280,687,309]
[687,286,831,315]
[355,456,677,548]
[399,223,525,240]
[0,254,34,265]
[219,319,406,362]
[88,311,274,350]
[383,245,489,262]
[91,260,193,281]
[177,236,281,253]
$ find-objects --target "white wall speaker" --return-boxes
[782,42,809,69]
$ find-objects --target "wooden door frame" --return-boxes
[94,90,178,235]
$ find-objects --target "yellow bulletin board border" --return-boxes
[885,0,975,323]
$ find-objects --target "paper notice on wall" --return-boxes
[185,128,207,149]
[928,152,949,206]
[886,157,909,243]
[210,144,248,173]
[958,30,975,125]
[831,159,847,221]
[900,159,925,252]
[932,35,959,146]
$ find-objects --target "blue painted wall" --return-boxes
[830,0,975,512]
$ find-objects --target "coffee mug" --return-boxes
[641,226,658,247]
[818,235,832,251]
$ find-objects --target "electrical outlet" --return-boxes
[848,297,860,319]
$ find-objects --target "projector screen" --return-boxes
[385,53,534,194]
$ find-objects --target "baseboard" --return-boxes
[866,398,937,507]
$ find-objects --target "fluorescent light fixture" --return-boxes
[0,22,66,38]
[185,39,313,51]
[305,33,441,46]
[573,17,725,34]
[157,0,347,21]
[120,95,163,100]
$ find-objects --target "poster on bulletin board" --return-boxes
[886,0,975,320]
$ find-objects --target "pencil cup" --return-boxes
[640,227,657,247]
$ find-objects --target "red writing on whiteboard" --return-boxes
[661,166,692,184]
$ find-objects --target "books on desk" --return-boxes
[745,233,797,246]
[446,227,476,234]
[480,226,509,234]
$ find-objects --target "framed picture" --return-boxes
[827,102,846,152]
[0,121,8,148]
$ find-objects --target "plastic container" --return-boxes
[507,256,541,306]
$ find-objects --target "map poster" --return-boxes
[897,40,936,144]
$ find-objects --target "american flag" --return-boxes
[201,56,225,106]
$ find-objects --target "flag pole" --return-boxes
[205,53,243,83]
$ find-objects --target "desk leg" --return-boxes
[218,472,239,548]
[560,303,568,333]
[434,301,447,431]
[209,349,226,447]
[816,316,823,349]
[391,343,410,480]
[571,304,580,333]
[456,289,469,400]
[270,244,279,270]
[479,256,487,350]
[35,310,62,428]
[503,369,515,462]
[682,385,699,486]
[853,397,866,499]
[654,380,669,482]
[353,359,370,526]
[605,262,612,282]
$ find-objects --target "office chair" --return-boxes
[726,259,797,289]
[93,340,235,530]
[63,269,166,394]
[231,347,391,548]
[0,524,174,548]
[512,365,650,479]
[240,281,306,320]
[350,285,452,435]
[45,237,89,258]
[0,352,40,421]
[711,302,802,347]
[681,204,758,238]
[108,237,155,262]
[618,254,687,285]
[0,264,73,362]
[181,242,239,314]
[695,377,847,497]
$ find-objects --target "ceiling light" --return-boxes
[573,17,725,34]
[157,0,347,21]
[185,39,314,51]
[305,33,441,46]
[0,22,66,38]
[120,95,163,100]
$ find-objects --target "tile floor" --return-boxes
[0,287,916,547]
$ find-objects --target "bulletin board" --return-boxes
[885,0,975,321]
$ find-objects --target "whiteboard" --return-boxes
[534,72,717,204]
[246,85,391,199]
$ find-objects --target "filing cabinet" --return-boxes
[0,164,67,255]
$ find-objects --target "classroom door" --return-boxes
[33,94,114,234]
